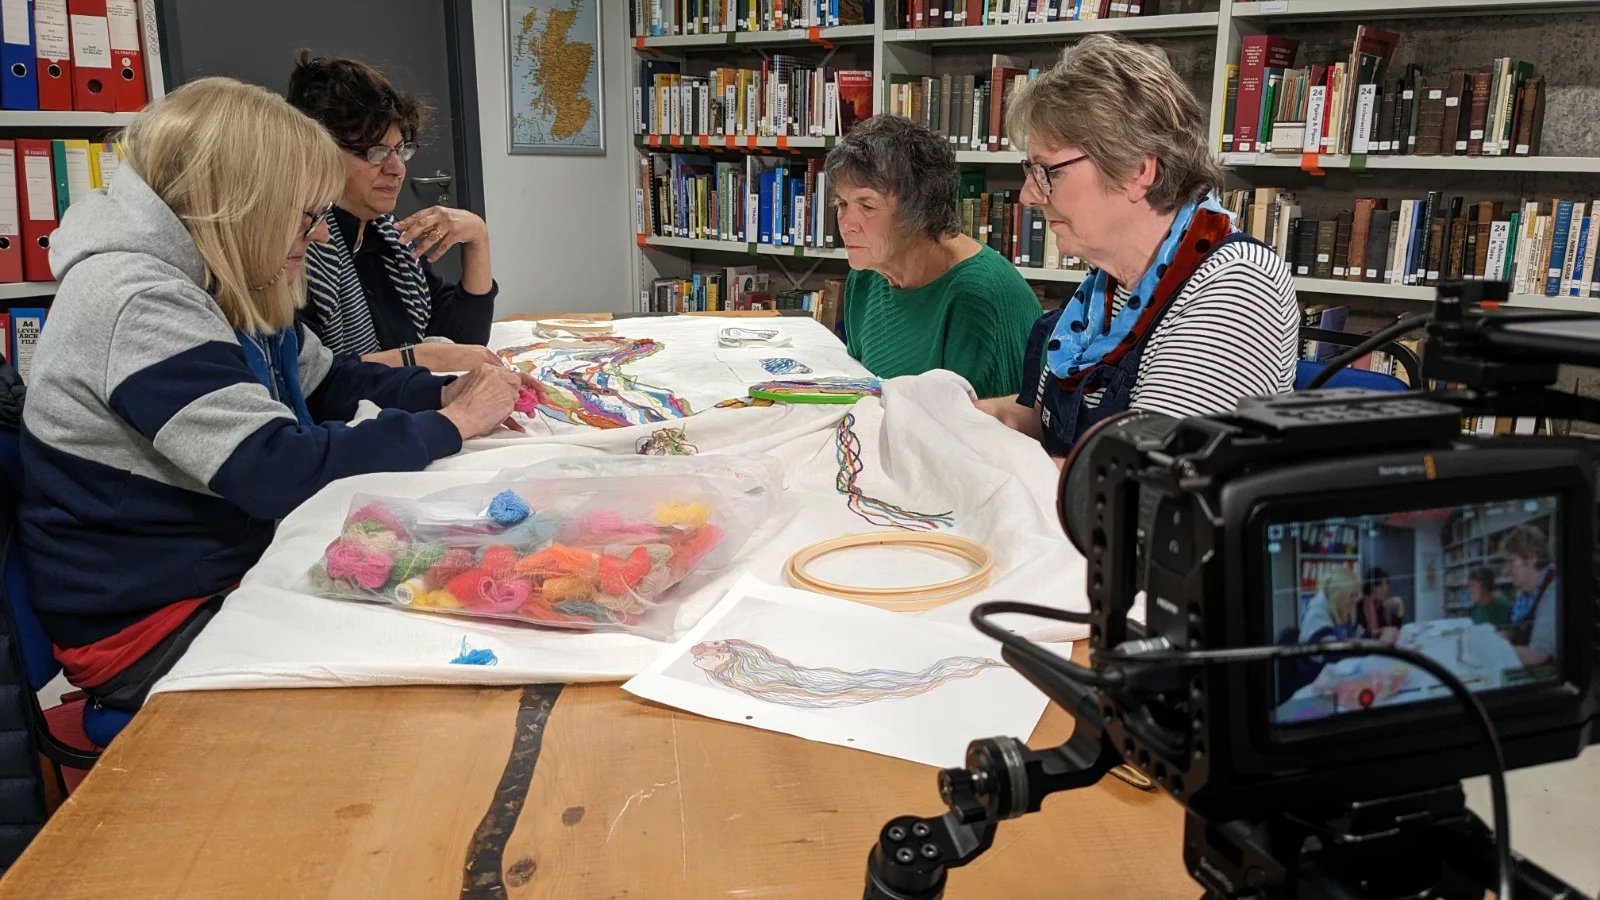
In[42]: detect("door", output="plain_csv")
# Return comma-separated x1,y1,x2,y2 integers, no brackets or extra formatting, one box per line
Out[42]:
156,0,484,282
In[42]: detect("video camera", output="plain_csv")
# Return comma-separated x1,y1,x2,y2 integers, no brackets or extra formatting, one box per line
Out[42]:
864,280,1600,899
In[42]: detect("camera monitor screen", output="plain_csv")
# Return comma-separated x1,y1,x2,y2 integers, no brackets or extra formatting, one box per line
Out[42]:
1267,495,1562,727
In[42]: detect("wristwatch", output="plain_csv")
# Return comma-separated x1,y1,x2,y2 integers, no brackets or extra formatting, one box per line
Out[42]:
400,343,417,367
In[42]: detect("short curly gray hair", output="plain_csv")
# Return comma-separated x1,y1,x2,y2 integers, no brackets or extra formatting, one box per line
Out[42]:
1006,35,1222,213
824,116,961,242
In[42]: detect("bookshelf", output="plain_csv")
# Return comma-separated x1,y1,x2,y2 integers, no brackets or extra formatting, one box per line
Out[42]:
632,0,1600,315
0,0,166,304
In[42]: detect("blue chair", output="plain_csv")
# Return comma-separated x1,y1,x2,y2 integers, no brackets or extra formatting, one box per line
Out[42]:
0,424,128,768
1295,326,1421,393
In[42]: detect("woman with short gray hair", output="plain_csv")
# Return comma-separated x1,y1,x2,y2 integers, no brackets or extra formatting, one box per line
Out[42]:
978,35,1299,461
827,116,1041,398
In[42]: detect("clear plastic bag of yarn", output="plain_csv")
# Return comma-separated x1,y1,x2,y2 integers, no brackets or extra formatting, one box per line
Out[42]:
306,456,782,639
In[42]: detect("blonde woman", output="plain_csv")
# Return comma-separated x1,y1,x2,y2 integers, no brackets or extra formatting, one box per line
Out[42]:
1299,566,1364,645
18,77,525,712
978,36,1298,459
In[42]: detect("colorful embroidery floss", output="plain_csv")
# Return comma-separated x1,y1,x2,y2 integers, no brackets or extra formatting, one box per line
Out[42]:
748,377,882,405
835,413,954,532
499,336,692,429
636,426,698,456
760,357,813,376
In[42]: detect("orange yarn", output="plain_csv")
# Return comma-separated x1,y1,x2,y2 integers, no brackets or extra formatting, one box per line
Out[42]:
598,546,652,596
515,544,599,577
667,524,724,572
542,575,594,602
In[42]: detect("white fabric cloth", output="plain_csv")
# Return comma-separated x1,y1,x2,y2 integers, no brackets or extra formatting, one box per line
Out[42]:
152,370,1087,695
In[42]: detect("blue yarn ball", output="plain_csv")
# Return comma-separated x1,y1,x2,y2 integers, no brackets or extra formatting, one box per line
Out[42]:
486,490,531,526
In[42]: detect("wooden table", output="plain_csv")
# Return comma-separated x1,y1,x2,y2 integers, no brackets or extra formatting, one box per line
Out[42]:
0,676,1193,899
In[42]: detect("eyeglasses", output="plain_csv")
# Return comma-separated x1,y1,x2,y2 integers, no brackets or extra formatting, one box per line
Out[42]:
1020,154,1090,200
301,201,335,239
348,140,419,166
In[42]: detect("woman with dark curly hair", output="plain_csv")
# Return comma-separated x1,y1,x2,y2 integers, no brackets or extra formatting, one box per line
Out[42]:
825,116,1041,399
287,50,501,372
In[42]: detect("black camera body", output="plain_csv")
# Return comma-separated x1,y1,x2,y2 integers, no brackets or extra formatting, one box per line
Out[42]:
865,283,1600,900
1066,391,1599,824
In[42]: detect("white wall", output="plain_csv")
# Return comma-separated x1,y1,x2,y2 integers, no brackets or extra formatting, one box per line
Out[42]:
471,0,635,314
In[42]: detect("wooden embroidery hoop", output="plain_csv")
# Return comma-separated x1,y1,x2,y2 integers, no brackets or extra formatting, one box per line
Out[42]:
784,533,993,611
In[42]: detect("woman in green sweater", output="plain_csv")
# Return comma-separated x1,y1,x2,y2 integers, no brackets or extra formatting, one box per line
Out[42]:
826,116,1041,398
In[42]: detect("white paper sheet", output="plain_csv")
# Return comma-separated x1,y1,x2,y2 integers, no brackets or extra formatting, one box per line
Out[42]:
623,575,1051,768
153,372,1089,695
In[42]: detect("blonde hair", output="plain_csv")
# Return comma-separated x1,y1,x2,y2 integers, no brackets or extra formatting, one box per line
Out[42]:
1005,35,1222,213
1319,566,1361,623
119,76,345,334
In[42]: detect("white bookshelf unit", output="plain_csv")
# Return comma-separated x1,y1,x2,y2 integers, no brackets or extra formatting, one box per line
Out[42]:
0,0,166,304
632,0,1600,314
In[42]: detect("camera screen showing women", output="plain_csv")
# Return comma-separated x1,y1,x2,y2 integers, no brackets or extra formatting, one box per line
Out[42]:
1268,498,1563,726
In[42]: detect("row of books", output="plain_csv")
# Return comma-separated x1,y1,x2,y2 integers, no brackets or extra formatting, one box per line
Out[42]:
1225,28,1546,158
0,0,148,112
631,0,869,36
644,269,843,325
636,153,840,249
0,138,124,283
891,0,1159,28
635,60,874,138
1230,187,1600,299
0,308,47,382
958,188,1084,272
887,54,1034,154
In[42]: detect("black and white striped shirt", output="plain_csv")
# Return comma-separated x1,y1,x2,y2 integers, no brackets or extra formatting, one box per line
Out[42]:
1084,239,1299,416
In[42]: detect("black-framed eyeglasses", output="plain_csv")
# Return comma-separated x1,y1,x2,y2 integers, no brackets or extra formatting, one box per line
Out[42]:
1021,154,1090,199
301,201,335,239
348,140,419,166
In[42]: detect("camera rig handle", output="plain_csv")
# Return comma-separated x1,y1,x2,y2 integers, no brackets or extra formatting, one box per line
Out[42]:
863,648,1122,900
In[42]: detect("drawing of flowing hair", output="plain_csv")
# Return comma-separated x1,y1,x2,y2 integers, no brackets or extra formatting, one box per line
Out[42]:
691,639,1002,709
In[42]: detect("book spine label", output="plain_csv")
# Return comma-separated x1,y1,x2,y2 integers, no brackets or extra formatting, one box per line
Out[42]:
1351,84,1378,155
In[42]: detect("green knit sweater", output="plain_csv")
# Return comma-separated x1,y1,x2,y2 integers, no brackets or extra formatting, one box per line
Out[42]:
844,244,1041,398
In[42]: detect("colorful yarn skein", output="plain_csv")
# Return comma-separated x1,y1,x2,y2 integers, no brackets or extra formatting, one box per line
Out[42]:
316,494,727,632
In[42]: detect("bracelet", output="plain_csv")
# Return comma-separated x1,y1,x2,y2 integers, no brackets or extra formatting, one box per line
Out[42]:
784,532,993,611
400,343,417,367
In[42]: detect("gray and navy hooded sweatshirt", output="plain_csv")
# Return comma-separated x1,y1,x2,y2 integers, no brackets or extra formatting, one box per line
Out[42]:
18,167,464,689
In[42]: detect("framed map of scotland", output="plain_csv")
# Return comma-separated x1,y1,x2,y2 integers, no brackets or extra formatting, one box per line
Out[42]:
505,0,605,155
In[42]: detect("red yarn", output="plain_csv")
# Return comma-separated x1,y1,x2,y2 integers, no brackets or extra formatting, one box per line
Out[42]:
598,546,652,596
444,568,488,605
422,548,475,589
481,545,518,579
514,387,539,414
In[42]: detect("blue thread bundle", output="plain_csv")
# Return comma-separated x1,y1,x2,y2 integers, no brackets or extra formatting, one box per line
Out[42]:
449,636,499,666
487,490,531,526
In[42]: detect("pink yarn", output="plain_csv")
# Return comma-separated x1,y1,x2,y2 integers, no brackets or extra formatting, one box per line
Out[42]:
325,539,395,591
347,501,407,536
514,387,539,414
473,576,533,613
560,510,659,543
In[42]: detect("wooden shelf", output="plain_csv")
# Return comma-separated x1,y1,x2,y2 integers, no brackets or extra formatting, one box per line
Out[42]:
1293,277,1600,313
0,282,57,301
0,111,137,129
643,235,847,260
955,150,1025,164
636,24,874,48
883,11,1219,43
1231,0,1600,21
1221,152,1600,174
1017,267,1088,283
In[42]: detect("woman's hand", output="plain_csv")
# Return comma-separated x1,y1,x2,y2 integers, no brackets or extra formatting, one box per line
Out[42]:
414,342,502,373
975,394,1044,441
396,206,488,264
439,363,528,439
